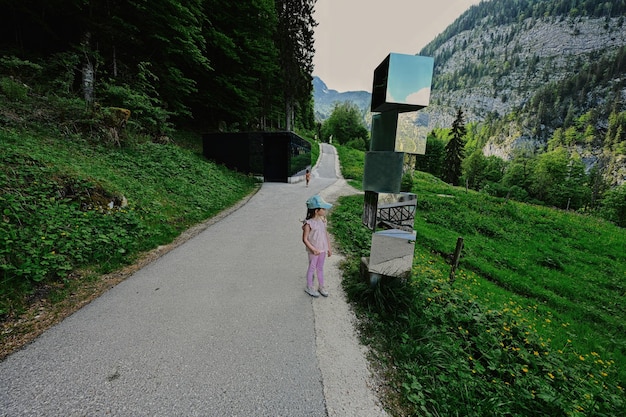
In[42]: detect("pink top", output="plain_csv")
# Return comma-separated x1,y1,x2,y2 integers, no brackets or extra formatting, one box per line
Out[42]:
304,218,329,253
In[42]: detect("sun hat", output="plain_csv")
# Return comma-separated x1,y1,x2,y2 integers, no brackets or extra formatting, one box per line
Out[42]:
306,195,333,210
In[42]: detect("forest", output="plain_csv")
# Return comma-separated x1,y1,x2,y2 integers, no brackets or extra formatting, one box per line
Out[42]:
410,112,626,226
0,0,317,136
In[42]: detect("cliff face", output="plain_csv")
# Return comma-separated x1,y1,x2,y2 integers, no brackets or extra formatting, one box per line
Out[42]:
419,11,626,185
427,16,626,127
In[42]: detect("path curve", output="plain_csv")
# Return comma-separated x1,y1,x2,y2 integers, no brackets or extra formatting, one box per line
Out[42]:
0,142,387,417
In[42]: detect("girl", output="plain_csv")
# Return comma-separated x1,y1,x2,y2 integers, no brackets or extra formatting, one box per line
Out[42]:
302,195,333,297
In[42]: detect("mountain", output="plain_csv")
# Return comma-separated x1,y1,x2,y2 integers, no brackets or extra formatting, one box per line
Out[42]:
313,0,626,185
312,76,371,121
417,0,626,185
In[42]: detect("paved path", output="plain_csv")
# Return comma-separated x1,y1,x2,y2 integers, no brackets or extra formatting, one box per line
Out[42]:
0,144,386,416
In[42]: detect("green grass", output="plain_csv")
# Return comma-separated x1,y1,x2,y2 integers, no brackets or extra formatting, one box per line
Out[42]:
0,127,258,317
335,144,364,188
410,171,625,360
308,137,320,167
329,151,625,416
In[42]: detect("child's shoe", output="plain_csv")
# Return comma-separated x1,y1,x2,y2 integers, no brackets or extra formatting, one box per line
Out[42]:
305,286,320,297
318,287,329,297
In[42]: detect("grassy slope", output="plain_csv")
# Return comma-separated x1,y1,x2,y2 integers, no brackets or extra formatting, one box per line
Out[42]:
411,171,626,356
0,128,258,321
329,144,625,416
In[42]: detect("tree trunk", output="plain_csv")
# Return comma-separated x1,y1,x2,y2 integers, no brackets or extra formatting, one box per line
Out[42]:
113,46,117,78
82,32,94,105
82,60,94,104
285,100,293,131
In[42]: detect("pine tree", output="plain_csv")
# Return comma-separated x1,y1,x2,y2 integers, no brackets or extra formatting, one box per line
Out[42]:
444,108,467,185
275,0,317,131
198,0,280,129
321,102,368,146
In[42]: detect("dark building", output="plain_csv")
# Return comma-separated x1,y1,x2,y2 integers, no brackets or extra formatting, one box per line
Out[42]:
202,131,311,183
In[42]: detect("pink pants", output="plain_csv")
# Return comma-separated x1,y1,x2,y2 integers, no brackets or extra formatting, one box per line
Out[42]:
306,252,326,288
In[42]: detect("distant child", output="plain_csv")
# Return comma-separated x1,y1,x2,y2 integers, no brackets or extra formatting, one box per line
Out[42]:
302,195,332,297
305,169,311,187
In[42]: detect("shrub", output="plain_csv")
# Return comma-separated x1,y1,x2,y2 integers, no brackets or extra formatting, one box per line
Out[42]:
0,77,28,101
0,56,43,82
98,81,172,137
401,173,414,192
599,183,626,227
345,137,367,151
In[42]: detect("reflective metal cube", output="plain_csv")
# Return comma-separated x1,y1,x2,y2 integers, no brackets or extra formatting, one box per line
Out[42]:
371,53,434,113
362,151,404,193
369,229,416,278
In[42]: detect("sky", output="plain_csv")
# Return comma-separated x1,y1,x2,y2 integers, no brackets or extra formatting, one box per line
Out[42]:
313,0,482,93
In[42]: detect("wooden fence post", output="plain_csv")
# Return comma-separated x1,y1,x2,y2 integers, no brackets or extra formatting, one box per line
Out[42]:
449,237,464,283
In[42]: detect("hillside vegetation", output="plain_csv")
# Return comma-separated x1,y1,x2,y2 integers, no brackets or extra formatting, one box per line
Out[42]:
330,143,625,416
418,0,626,186
0,94,262,353
0,0,321,351
0,1,317,133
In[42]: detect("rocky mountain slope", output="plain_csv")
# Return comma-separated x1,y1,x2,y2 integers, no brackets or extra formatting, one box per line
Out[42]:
312,76,371,121
423,16,626,128
419,0,626,185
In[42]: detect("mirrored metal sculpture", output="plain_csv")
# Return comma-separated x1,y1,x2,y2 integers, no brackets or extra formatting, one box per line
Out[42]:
376,193,417,232
371,53,434,113
361,52,434,283
369,229,416,278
